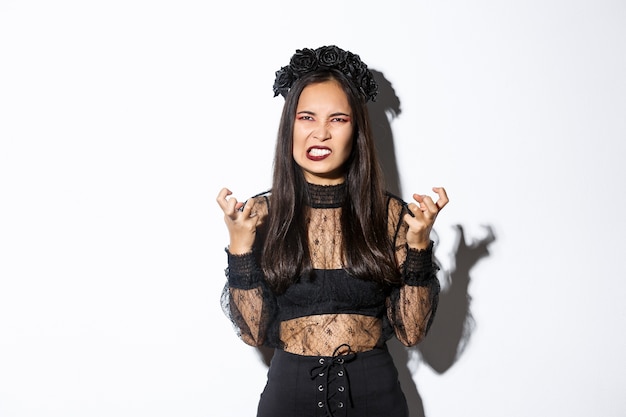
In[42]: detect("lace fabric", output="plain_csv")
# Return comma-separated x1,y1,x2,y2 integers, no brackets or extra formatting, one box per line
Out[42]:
221,183,440,356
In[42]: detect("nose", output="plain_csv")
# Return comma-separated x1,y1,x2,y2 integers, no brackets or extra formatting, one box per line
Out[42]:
312,122,331,141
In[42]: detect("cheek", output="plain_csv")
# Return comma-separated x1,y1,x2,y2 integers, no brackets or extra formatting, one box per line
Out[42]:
341,135,355,155
292,125,307,146
292,134,305,155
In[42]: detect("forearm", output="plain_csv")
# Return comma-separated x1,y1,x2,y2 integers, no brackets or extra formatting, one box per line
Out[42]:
388,242,441,346
225,250,271,346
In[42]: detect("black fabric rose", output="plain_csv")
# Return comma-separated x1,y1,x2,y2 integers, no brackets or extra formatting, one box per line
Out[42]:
344,52,363,77
289,48,318,77
360,73,378,102
316,45,346,69
273,66,294,98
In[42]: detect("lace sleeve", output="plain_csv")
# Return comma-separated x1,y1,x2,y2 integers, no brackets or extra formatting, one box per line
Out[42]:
219,194,278,347
220,250,277,347
385,196,441,347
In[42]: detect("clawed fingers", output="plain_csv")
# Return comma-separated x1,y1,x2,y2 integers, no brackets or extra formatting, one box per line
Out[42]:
412,187,449,214
432,187,449,210
216,188,247,219
406,187,449,231
240,197,257,217
216,187,259,222
404,187,448,249
411,194,438,218
216,188,237,216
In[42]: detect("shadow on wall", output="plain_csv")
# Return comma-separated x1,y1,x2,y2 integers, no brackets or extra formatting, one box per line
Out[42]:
368,69,403,198
255,69,497,417
370,69,497,417
387,224,496,417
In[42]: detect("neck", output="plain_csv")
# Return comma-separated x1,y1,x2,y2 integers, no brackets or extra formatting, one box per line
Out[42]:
306,182,346,208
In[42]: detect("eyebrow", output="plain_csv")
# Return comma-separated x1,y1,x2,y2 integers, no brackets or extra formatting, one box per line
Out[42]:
296,110,352,117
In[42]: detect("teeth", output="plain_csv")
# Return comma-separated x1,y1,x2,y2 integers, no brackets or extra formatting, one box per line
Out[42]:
309,148,331,156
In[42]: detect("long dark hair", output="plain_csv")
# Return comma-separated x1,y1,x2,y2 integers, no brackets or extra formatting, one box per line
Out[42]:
261,70,400,294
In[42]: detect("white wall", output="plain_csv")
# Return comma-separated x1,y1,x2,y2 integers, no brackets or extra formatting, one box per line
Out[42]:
1,1,625,416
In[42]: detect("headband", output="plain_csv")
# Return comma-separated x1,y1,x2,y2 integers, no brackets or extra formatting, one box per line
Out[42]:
272,45,378,102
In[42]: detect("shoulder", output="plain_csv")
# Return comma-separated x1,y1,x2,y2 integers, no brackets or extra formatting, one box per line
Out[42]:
384,191,411,233
384,191,408,213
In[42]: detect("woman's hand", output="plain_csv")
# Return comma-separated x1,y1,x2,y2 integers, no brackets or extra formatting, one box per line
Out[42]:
404,187,449,250
216,188,264,255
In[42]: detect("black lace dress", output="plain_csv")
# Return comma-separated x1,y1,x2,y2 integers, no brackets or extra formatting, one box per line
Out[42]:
221,183,440,417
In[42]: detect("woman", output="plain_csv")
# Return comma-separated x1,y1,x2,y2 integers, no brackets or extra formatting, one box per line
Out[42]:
217,45,448,417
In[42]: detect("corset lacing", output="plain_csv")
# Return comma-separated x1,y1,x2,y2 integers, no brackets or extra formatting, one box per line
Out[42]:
309,344,356,417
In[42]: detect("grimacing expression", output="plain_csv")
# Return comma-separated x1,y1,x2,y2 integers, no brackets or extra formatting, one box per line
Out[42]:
292,79,354,185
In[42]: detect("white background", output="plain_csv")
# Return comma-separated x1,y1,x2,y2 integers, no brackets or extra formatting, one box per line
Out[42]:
1,1,625,416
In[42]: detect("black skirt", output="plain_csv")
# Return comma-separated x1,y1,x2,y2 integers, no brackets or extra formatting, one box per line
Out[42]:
256,345,409,417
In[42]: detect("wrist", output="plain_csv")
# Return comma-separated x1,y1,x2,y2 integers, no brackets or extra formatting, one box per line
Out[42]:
406,235,431,250
406,229,432,250
407,241,430,250
227,244,253,255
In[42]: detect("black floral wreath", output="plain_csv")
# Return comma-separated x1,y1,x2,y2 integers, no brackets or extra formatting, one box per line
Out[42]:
272,45,378,102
